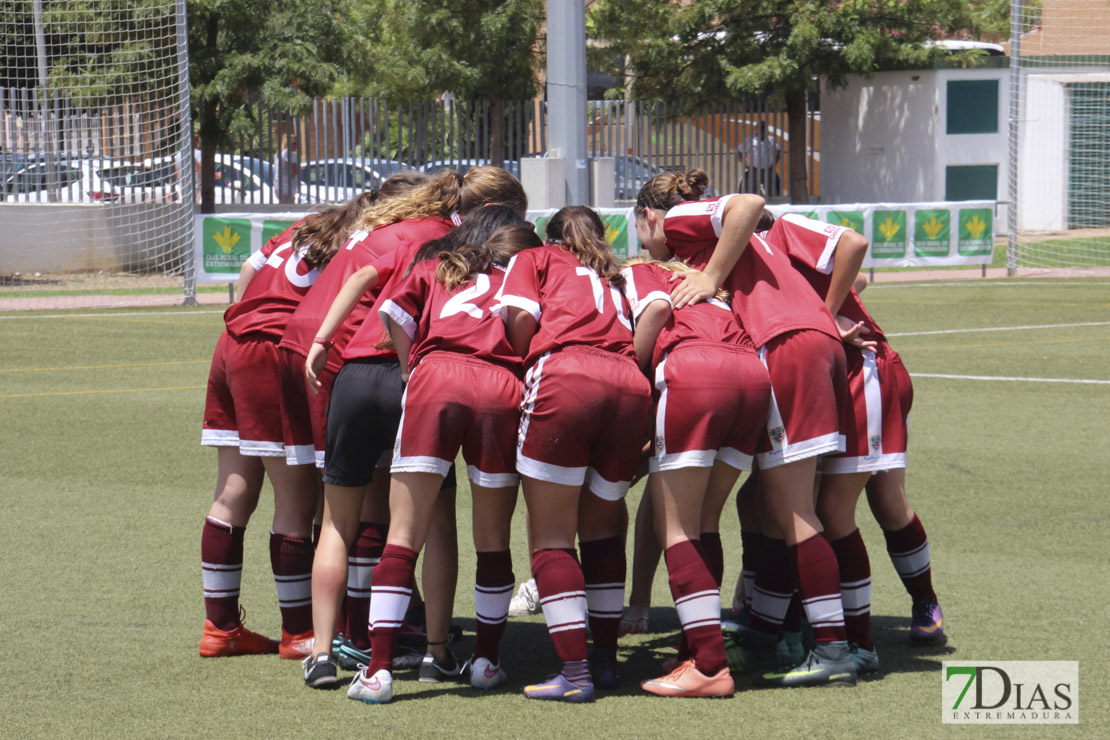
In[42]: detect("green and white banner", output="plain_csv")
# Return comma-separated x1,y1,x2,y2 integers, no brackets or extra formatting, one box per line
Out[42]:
767,201,996,267
194,208,638,284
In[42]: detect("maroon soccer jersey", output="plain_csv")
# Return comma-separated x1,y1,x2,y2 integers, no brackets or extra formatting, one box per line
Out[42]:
224,221,321,341
622,261,749,369
282,217,452,369
662,196,838,347
762,214,887,342
378,259,521,371
497,243,635,366
342,218,454,362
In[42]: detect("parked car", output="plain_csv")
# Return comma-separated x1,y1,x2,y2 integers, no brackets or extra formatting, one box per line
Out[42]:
2,158,124,204
193,151,275,205
298,158,414,204
419,158,520,179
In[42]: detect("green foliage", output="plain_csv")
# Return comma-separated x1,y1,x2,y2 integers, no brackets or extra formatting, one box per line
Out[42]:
589,0,1006,107
341,0,543,101
189,0,345,148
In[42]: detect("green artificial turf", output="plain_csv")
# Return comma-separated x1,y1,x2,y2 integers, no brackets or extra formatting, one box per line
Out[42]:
1,280,1107,737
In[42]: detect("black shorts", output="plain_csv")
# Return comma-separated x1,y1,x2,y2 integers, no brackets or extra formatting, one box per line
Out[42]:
323,358,456,490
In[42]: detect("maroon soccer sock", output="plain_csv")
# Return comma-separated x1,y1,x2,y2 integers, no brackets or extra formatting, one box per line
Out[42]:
270,532,314,635
201,516,244,631
532,548,588,663
579,536,625,653
740,531,763,608
347,521,385,649
698,532,725,588
829,529,872,649
883,514,938,604
783,591,802,633
367,544,417,675
791,534,847,643
665,541,727,675
473,550,514,664
749,538,793,637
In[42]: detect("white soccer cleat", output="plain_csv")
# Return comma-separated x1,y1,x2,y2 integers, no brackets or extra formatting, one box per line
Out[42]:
507,578,541,617
468,656,508,689
347,667,393,704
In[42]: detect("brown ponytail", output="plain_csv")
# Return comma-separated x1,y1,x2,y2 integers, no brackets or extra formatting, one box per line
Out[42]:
458,166,528,215
546,205,625,289
295,191,378,270
352,170,459,233
435,224,542,291
634,168,710,214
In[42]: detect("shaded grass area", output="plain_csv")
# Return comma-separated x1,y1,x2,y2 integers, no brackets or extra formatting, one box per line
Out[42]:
1,282,1108,737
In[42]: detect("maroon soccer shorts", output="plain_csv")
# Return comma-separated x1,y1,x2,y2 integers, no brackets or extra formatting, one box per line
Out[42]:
517,346,652,500
202,332,285,456
821,344,911,474
755,329,849,468
392,352,522,487
650,341,771,473
278,346,334,468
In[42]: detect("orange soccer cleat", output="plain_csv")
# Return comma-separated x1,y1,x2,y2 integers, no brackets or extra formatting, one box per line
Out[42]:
641,659,735,698
279,628,315,660
199,610,280,657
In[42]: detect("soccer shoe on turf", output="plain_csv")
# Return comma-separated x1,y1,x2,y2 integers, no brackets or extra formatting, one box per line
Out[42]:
198,615,279,658
348,667,393,704
641,659,735,698
508,578,541,617
589,648,620,690
756,641,857,688
523,673,595,703
466,656,508,689
724,628,781,673
332,635,372,671
303,653,340,689
850,643,881,675
910,601,945,643
279,628,314,660
418,650,465,683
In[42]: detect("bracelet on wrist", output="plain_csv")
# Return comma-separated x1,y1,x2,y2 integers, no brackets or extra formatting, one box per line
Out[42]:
313,337,335,350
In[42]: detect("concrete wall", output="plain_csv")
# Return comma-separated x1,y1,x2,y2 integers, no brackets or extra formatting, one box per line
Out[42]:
0,203,190,273
821,68,1010,230
1019,75,1069,230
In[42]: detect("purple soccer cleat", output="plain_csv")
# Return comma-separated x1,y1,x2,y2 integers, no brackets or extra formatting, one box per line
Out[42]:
523,673,595,703
910,601,944,643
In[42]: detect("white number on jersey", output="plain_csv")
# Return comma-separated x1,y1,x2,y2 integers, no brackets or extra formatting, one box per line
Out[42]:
265,243,320,289
439,273,492,320
575,266,632,330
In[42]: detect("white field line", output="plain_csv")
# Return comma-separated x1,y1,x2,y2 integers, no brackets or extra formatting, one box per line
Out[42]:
867,280,1110,289
888,321,1110,337
913,372,1110,385
0,309,224,320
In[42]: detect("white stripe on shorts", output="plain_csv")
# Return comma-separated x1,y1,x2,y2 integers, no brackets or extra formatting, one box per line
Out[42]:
201,429,240,447
467,465,519,488
586,467,631,501
237,439,286,457
517,353,549,452
517,453,587,487
653,355,670,460
391,455,452,476
715,446,754,472
284,443,315,466
862,349,883,460
650,449,717,472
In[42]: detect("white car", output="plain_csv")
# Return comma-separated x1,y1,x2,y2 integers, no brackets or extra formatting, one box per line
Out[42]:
193,151,275,205
2,158,124,204
419,158,520,178
298,158,414,204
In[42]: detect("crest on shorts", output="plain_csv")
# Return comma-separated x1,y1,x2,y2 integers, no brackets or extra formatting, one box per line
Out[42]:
869,435,881,452
393,439,402,458
655,435,665,452
769,427,786,444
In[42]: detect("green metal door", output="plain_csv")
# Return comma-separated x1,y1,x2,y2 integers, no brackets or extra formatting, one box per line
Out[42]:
1069,83,1110,229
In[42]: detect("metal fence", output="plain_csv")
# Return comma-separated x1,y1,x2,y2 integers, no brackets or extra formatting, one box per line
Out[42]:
2,91,820,207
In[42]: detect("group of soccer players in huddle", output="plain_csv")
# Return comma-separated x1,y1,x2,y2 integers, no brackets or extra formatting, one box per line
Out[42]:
198,164,944,704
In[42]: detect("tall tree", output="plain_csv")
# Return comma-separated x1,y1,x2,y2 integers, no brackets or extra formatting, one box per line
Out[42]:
590,0,1005,203
342,0,543,167
188,0,343,211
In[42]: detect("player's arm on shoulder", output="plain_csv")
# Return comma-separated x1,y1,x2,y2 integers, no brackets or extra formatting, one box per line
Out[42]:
632,299,670,373
670,193,764,309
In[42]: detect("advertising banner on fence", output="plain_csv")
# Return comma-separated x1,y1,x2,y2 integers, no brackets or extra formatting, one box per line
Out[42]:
767,201,996,267
194,208,639,285
194,201,992,283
